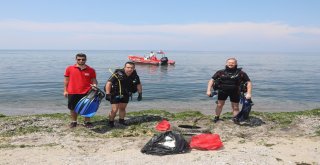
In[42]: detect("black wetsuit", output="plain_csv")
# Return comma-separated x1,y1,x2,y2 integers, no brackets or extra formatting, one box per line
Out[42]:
212,67,250,103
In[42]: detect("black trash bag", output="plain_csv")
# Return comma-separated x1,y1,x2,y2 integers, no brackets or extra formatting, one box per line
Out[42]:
141,131,190,155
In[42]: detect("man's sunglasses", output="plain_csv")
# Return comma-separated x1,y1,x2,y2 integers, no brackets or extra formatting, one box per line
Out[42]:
77,58,86,61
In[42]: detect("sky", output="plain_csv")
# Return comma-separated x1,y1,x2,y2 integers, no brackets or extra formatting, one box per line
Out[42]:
0,0,320,52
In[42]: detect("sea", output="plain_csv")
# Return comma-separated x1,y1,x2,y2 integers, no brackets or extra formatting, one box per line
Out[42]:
0,50,319,116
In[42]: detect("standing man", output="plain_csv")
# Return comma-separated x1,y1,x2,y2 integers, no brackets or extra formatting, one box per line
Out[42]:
206,58,252,124
64,53,98,128
105,62,142,127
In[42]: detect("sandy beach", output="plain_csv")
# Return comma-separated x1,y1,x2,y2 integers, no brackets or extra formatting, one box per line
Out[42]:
0,110,319,165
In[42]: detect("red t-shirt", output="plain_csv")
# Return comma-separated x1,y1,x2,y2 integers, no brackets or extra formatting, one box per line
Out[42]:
64,64,96,94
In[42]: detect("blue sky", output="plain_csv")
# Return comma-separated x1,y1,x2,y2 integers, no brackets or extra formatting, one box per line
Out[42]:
1,0,320,51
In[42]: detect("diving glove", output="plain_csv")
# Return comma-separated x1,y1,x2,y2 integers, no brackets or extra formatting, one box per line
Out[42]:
137,93,142,101
105,94,111,101
209,91,218,97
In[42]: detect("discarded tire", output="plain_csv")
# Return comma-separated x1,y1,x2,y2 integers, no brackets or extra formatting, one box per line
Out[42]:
171,124,211,136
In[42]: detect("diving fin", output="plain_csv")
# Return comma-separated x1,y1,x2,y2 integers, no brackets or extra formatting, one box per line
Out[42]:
74,89,97,115
74,86,105,117
235,99,254,122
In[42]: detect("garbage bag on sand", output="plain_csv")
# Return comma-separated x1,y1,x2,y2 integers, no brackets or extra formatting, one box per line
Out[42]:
141,131,189,155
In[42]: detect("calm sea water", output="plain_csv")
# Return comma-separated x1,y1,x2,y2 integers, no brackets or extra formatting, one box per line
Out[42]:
0,50,319,116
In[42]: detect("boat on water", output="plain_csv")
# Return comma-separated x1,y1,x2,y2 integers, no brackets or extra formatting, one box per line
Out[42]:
128,50,175,65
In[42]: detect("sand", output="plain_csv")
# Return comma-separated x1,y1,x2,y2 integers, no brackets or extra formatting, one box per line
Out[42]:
0,114,319,165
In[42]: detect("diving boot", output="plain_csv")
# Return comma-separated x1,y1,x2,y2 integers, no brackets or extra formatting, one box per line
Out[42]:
119,119,128,126
108,121,115,128
212,116,220,123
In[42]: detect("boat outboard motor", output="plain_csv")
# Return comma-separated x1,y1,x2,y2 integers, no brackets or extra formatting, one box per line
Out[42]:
160,56,168,65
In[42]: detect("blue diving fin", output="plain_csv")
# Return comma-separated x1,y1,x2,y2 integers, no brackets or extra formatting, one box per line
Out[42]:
75,86,105,117
81,96,100,117
74,89,97,115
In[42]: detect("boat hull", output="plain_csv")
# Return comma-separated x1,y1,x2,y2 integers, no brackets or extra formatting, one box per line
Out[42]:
128,55,175,65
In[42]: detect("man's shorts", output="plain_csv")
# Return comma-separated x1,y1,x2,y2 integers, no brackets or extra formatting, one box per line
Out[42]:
68,94,87,110
217,90,240,103
110,94,129,104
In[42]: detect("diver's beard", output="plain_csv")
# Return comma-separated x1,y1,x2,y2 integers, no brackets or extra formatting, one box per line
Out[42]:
225,65,237,72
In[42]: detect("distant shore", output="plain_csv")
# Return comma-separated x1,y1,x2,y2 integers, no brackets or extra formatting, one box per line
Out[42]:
0,109,319,164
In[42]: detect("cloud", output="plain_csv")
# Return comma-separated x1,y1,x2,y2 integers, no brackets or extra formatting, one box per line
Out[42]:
0,20,319,51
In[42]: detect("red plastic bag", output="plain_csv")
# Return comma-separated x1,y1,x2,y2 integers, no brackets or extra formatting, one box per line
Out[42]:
189,133,223,150
155,120,171,131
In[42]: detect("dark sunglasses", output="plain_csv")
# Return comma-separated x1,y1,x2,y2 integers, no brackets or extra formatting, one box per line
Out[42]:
77,58,86,61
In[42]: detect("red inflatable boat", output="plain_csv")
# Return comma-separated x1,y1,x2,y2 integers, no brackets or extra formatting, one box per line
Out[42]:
128,51,175,65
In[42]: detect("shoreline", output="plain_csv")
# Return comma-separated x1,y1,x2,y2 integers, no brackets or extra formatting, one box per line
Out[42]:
1,109,319,164
1,100,319,116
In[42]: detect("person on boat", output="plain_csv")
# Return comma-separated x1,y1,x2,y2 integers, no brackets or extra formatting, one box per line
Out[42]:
206,58,252,124
105,62,143,127
148,51,157,60
64,53,98,128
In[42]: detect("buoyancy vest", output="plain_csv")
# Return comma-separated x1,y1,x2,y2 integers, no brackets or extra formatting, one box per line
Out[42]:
214,68,243,91
127,70,140,94
110,69,140,96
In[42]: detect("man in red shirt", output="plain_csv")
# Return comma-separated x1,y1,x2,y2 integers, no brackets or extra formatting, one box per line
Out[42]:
64,53,98,128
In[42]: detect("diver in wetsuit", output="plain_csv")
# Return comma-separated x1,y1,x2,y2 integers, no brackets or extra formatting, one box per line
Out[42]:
206,58,252,123
105,62,142,127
